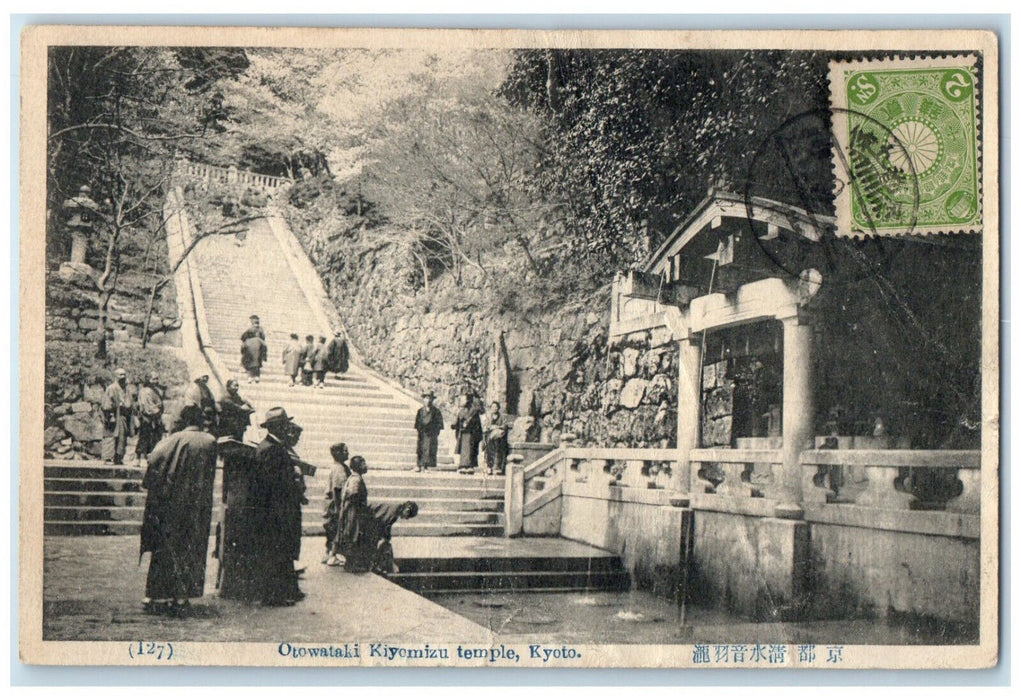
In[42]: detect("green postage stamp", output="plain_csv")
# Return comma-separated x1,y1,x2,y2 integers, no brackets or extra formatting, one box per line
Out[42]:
829,55,982,237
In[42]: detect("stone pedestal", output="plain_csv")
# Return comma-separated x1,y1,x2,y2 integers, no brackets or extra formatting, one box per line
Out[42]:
690,510,809,621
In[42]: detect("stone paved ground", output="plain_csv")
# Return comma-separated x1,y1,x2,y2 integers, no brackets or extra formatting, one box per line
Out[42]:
42,536,490,643
41,536,973,646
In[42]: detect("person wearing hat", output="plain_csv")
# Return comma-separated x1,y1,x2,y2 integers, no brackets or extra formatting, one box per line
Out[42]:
248,407,306,605
133,371,164,468
414,390,444,472
139,403,217,615
102,368,134,465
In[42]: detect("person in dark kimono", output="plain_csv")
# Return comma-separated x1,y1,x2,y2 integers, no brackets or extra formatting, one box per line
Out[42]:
139,404,217,615
282,333,303,387
483,401,510,476
323,442,350,566
133,372,164,468
414,391,443,472
241,332,268,384
365,501,418,576
453,392,483,473
337,456,372,572
102,368,133,465
325,330,350,377
241,315,265,342
181,374,218,433
311,335,328,388
299,334,315,387
212,380,255,593
252,407,306,605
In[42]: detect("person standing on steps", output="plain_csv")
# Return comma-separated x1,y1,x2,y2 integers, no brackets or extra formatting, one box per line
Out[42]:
483,401,510,476
325,329,350,380
217,378,255,441
282,333,303,387
453,392,483,474
181,374,218,433
241,328,268,384
102,368,133,465
139,404,217,616
311,335,328,388
414,390,444,472
323,442,350,566
241,314,265,342
300,334,315,387
133,372,164,468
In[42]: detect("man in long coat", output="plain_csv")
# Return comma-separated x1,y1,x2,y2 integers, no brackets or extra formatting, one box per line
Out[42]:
241,332,268,384
102,368,133,465
282,333,304,387
252,407,306,605
311,335,328,388
134,372,164,467
139,404,217,614
414,391,443,472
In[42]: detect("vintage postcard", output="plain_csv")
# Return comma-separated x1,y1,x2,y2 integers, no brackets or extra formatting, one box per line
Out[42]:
18,26,999,669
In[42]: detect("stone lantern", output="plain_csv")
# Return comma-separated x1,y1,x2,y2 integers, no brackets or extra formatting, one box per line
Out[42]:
61,184,100,267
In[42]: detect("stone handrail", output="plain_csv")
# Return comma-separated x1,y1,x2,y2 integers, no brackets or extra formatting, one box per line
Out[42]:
165,189,231,392
801,449,981,514
176,160,293,191
689,447,783,499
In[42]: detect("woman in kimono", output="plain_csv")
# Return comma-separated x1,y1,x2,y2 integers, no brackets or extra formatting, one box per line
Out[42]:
453,392,483,472
365,501,418,575
337,456,372,572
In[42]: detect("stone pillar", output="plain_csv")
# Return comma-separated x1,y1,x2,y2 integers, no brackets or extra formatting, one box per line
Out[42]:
673,336,701,492
777,314,813,518
504,454,525,537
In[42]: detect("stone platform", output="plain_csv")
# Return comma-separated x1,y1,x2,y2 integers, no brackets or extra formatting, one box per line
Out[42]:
43,535,491,643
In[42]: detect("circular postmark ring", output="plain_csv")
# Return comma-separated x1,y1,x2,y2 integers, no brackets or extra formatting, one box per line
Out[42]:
741,106,921,285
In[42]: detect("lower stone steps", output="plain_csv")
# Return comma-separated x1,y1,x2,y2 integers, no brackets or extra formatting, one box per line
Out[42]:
386,537,631,594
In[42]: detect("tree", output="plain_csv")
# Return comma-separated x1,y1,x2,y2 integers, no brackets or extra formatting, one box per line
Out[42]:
501,49,830,272
47,46,247,357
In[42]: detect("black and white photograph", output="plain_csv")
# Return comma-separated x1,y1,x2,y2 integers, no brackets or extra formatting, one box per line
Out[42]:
18,26,999,668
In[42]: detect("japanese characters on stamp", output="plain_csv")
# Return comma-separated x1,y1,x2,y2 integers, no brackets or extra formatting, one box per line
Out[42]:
829,55,982,237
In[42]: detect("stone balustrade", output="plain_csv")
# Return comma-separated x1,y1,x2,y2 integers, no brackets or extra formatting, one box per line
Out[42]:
175,160,293,191
689,447,783,500
801,449,981,514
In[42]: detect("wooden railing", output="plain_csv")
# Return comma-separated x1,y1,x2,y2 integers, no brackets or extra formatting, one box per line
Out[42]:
176,160,293,191
801,449,981,514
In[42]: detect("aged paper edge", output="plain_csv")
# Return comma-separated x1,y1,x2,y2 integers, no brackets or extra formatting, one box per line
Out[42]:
18,25,1001,670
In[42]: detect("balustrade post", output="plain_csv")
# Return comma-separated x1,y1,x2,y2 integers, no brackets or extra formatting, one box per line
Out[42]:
505,454,525,537
777,313,813,518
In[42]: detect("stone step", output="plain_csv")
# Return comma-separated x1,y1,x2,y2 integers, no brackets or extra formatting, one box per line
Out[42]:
355,486,504,500
43,464,147,480
44,491,149,508
395,555,623,575
390,522,505,537
390,570,631,594
45,478,145,493
45,506,145,522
